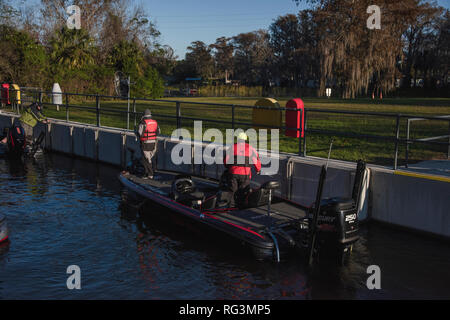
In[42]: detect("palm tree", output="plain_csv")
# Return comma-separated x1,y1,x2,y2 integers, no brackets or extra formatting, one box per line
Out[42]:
49,27,95,70
108,40,144,77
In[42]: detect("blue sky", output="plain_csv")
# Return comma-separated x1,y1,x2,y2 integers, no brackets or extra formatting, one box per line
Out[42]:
144,0,305,58
144,0,450,59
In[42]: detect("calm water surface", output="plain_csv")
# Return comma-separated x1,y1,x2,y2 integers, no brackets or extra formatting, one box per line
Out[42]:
0,153,449,299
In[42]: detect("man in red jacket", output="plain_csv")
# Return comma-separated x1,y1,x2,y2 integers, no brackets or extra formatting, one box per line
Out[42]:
222,132,261,205
136,109,160,179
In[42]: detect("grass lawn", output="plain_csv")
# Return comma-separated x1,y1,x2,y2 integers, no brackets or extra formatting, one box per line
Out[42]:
9,96,450,167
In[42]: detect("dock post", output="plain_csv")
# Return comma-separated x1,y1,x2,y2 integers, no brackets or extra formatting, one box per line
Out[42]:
232,104,235,129
65,93,69,122
302,110,307,157
133,98,137,129
394,115,400,170
96,94,100,127
176,102,181,129
405,119,410,168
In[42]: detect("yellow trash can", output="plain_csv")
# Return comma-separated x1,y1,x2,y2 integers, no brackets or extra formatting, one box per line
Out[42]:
11,84,20,105
252,98,282,130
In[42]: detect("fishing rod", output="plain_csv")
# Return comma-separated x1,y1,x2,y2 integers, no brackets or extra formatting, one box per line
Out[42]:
308,139,333,266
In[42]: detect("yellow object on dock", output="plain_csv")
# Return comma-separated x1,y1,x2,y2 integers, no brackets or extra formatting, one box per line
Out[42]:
11,84,20,105
252,98,282,130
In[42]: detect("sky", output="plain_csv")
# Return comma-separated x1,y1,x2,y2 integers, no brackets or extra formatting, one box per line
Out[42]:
144,0,306,59
144,0,450,59
22,0,450,58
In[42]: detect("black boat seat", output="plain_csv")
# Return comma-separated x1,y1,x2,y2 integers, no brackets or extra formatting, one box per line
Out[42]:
261,180,280,190
239,180,280,208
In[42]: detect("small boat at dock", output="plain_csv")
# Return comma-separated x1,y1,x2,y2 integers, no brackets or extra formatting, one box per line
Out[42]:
119,160,366,263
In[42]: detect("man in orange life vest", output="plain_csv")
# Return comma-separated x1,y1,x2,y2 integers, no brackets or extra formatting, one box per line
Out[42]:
222,132,261,205
136,109,160,179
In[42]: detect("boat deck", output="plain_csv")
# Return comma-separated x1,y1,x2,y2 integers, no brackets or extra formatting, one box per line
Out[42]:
126,171,307,231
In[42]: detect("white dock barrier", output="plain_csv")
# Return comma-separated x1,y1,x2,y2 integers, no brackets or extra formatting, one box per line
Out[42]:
0,111,448,238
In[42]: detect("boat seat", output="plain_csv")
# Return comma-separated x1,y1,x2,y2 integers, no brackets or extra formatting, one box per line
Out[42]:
239,180,280,208
261,180,280,190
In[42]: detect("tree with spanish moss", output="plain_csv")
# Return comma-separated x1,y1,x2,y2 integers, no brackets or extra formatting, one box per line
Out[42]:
293,0,440,98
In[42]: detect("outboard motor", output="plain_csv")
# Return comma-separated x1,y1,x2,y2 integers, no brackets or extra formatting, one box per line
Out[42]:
0,213,8,243
7,124,26,157
306,160,366,264
312,161,367,259
316,197,359,247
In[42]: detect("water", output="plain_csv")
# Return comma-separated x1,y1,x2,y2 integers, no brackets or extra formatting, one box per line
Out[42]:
0,153,449,300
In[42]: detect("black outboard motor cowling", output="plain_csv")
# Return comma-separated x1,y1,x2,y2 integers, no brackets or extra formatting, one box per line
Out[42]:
317,197,359,245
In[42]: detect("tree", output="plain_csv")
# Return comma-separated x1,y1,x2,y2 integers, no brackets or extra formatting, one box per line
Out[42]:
49,26,95,71
210,37,234,80
108,40,144,79
48,26,99,93
185,41,214,79
140,66,164,98
99,2,161,53
0,25,49,86
108,40,163,97
146,45,178,78
401,5,447,88
269,12,318,87
172,59,197,83
40,0,161,53
270,14,300,86
40,0,116,41
435,10,450,87
292,0,430,98
232,30,273,86
0,0,19,26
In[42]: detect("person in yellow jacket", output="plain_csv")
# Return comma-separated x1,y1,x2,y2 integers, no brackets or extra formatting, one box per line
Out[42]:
19,102,49,140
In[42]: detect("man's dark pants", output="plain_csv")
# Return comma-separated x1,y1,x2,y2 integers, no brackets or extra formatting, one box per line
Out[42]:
218,173,250,207
140,141,157,177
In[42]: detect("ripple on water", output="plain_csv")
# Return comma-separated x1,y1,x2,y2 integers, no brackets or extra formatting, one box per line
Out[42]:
0,154,449,299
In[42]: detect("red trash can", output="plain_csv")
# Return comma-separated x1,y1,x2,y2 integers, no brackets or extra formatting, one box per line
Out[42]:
1,83,10,106
285,98,305,138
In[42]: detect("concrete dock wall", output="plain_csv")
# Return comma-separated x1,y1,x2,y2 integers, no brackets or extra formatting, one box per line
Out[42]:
371,169,450,237
1,111,449,238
